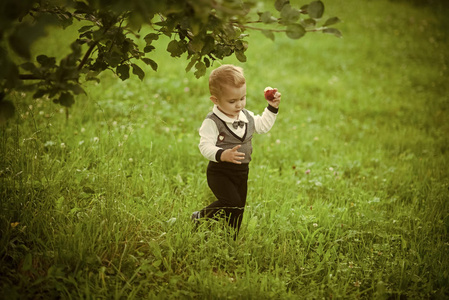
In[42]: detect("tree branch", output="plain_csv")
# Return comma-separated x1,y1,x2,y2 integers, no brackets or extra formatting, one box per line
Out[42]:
240,25,286,33
240,24,326,33
78,41,98,70
18,74,43,80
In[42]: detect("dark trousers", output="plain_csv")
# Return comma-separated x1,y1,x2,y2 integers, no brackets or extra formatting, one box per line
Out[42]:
201,161,249,233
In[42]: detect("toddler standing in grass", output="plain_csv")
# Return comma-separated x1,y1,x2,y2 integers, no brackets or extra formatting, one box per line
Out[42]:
191,64,281,237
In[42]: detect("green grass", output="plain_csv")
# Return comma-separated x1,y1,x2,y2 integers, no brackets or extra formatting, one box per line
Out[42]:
1,0,448,299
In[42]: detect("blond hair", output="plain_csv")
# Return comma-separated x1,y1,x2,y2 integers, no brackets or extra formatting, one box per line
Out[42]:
209,64,246,98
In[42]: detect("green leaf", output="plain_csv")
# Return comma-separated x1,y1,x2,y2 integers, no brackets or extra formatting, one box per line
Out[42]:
78,25,94,33
144,33,159,45
308,1,325,19
301,18,317,28
260,11,277,24
56,12,73,29
207,15,221,31
67,84,86,95
189,37,204,53
235,49,247,62
281,5,301,24
20,62,37,72
300,4,309,13
185,56,199,73
235,40,246,51
323,17,341,27
58,93,75,108
167,40,184,57
86,71,101,83
117,64,130,81
286,24,306,39
222,24,236,39
48,89,59,99
194,61,206,78
132,63,145,80
144,45,156,53
127,10,145,30
37,55,56,68
33,89,47,99
0,99,15,125
142,58,158,71
203,57,210,68
275,0,289,12
104,50,122,68
262,30,275,41
323,28,342,38
214,45,229,59
201,35,215,55
74,1,90,13
92,29,104,42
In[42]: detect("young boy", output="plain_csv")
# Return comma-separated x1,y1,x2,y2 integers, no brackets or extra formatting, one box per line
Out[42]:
192,64,281,236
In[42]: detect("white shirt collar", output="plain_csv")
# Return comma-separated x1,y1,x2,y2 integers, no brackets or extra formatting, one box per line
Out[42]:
212,105,248,123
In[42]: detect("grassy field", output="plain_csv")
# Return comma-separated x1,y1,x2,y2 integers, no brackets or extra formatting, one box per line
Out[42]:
1,0,448,299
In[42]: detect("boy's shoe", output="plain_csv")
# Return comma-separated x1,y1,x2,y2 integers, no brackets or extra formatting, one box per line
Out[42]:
191,211,201,222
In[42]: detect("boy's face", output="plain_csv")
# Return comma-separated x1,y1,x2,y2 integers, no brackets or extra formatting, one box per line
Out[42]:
211,83,247,119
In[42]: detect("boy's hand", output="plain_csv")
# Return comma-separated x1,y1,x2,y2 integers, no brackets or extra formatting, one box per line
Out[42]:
265,87,281,108
221,145,245,164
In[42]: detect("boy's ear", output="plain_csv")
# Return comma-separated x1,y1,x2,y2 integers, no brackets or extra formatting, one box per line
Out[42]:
210,96,219,105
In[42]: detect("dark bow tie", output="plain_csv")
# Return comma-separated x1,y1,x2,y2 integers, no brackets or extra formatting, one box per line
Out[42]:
232,120,245,129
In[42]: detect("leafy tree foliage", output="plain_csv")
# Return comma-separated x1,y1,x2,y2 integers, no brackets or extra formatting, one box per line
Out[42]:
0,0,341,123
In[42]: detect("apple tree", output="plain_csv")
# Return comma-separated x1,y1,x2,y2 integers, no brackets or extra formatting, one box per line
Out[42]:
0,0,341,124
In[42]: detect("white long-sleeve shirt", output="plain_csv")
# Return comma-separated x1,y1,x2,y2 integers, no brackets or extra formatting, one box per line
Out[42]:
198,105,278,162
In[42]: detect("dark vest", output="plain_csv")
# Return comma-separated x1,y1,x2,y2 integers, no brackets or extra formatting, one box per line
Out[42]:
207,110,255,163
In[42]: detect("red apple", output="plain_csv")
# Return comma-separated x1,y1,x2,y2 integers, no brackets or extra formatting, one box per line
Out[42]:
264,87,277,100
